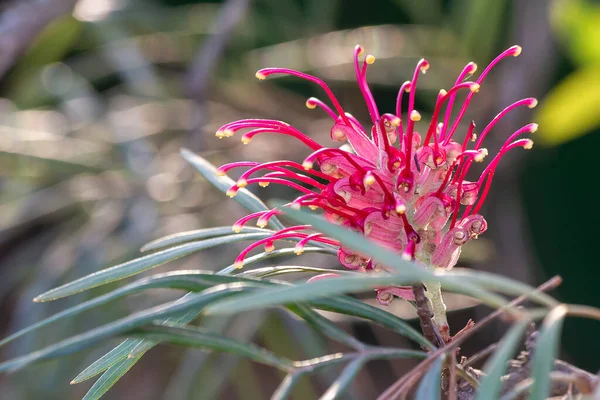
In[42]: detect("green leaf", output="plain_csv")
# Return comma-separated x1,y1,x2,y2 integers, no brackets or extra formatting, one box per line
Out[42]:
81,356,141,400
141,226,274,252
288,304,365,350
3,272,245,347
310,297,433,350
527,305,568,400
536,67,600,146
205,272,507,318
415,356,444,400
320,358,365,400
0,284,259,373
132,324,293,370
272,373,305,400
238,265,350,278
551,0,600,66
34,233,269,302
180,148,285,230
72,340,141,384
475,320,529,400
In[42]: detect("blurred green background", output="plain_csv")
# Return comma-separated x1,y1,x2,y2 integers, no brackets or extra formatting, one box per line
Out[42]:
0,0,598,398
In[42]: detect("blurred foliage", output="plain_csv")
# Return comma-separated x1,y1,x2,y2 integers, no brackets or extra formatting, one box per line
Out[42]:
536,0,600,146
0,0,598,399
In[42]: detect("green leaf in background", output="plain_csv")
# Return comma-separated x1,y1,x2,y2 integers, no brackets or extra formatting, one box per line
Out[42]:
7,16,83,107
551,0,600,66
536,66,600,146
475,320,529,400
527,305,568,400
415,356,444,400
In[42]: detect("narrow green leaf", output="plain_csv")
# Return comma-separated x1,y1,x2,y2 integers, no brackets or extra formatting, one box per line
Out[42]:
180,148,285,230
310,296,433,350
0,284,259,373
72,340,141,384
320,358,365,400
81,356,142,400
132,324,293,370
289,304,365,350
34,233,269,302
205,272,507,318
476,320,529,400
141,226,273,252
272,373,305,400
415,356,444,400
74,301,205,384
527,305,568,400
3,272,244,347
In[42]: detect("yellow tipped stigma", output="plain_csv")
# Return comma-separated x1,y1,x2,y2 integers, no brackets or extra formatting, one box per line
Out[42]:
234,260,244,269
410,110,421,122
305,99,316,109
216,169,226,177
470,83,481,93
475,148,489,162
216,130,225,138
236,178,248,188
232,224,243,233
366,54,376,64
436,123,443,134
302,161,313,170
258,181,270,187
513,45,522,57
308,205,318,210
470,63,478,74
363,174,375,187
524,139,534,149
256,219,268,228
402,253,412,261
294,247,304,255
265,244,275,253
255,71,266,80
290,202,301,210
528,98,538,108
222,129,234,137
396,204,407,214
241,136,251,145
390,116,401,127
439,89,448,97
420,62,429,73
471,133,477,142
226,188,237,198
356,46,364,56
530,123,539,133
403,81,411,92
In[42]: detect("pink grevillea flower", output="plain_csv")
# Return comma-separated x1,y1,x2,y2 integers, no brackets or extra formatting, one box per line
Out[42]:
217,45,536,305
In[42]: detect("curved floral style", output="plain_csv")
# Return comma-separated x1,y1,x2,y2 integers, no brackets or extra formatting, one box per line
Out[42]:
216,45,536,310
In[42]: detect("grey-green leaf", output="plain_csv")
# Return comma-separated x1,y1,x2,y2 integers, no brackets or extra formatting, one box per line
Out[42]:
527,305,568,400
180,148,285,230
34,233,269,302
141,226,274,252
415,356,444,400
319,358,365,400
476,320,529,400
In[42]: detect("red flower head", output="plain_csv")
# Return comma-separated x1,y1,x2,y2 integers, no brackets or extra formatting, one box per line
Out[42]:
217,45,536,304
